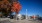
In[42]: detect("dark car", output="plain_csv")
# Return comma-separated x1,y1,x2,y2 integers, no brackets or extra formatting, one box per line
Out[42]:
38,17,42,21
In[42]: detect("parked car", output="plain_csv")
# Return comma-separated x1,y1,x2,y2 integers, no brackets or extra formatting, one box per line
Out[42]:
38,17,42,21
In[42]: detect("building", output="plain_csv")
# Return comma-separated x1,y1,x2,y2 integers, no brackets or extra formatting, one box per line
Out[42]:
17,14,22,20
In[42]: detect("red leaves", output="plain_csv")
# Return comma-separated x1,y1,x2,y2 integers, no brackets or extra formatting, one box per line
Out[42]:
11,2,22,13
0,0,22,14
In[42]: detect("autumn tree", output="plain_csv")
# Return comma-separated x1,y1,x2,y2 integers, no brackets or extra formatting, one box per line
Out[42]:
11,2,22,14
0,0,11,17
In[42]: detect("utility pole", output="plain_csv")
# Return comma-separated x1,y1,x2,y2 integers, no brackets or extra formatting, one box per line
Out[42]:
26,9,28,19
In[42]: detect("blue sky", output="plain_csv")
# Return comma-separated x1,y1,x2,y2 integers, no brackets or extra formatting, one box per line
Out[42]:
18,0,42,16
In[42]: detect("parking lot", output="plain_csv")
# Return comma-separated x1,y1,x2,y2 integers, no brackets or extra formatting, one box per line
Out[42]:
0,18,42,23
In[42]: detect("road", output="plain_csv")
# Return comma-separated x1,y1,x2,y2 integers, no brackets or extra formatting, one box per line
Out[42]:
0,18,42,23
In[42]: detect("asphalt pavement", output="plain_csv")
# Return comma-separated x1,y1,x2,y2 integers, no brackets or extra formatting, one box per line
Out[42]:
0,18,42,23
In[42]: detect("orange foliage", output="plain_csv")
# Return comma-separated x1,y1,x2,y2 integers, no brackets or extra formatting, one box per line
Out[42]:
11,2,22,14
0,0,22,14
0,0,11,13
